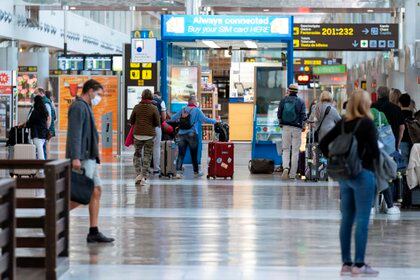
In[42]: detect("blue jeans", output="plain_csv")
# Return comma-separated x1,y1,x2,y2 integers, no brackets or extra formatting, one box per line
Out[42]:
339,169,376,264
400,142,410,169
176,132,199,173
43,141,47,159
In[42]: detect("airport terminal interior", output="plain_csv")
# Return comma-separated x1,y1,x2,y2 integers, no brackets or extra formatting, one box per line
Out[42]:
0,0,419,279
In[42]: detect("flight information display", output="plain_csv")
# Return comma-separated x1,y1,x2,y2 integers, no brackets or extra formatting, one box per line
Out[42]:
58,56,84,71
85,56,112,71
293,24,399,51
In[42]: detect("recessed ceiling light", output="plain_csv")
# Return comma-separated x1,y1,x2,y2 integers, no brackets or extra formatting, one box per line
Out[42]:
129,6,136,11
162,8,168,11
70,6,76,10
367,9,374,12
244,40,258,49
202,40,220,49
263,9,270,12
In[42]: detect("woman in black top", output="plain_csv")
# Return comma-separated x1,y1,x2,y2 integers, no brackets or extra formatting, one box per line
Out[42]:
319,90,379,277
26,95,50,161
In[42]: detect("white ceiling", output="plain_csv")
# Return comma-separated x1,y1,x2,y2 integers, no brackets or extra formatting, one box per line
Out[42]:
15,0,403,8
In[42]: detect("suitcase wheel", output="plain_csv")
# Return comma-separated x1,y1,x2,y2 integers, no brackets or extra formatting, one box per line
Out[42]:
168,174,173,179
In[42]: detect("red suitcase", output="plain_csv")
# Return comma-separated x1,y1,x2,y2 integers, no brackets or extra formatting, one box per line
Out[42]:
207,142,234,179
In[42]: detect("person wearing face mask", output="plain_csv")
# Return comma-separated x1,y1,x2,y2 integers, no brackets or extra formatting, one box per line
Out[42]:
66,79,114,243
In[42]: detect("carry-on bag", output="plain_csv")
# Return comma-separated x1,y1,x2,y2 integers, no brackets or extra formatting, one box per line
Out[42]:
71,169,94,205
6,126,30,146
248,158,274,174
208,142,234,179
10,128,37,177
160,140,178,178
214,122,229,142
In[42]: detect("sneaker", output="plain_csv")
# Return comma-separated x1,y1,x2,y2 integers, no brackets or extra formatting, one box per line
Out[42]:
135,175,142,184
194,171,204,178
175,173,183,179
140,178,150,186
351,264,379,277
153,170,160,175
281,169,289,180
340,265,352,276
87,232,115,243
386,206,401,215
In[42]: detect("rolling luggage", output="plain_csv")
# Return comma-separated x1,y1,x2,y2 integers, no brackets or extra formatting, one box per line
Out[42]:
6,126,30,146
208,142,234,179
160,140,178,178
10,128,37,177
248,159,274,174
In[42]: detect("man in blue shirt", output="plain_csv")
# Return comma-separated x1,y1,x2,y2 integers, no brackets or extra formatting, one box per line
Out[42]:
171,95,217,178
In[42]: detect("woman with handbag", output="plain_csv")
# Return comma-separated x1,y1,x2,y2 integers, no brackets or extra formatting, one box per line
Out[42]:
25,95,51,163
314,91,341,143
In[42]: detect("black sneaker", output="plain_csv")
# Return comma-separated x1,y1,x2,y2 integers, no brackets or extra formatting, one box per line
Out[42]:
87,232,115,243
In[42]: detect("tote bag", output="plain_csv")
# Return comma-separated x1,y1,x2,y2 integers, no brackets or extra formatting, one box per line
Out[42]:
378,113,396,155
125,126,135,147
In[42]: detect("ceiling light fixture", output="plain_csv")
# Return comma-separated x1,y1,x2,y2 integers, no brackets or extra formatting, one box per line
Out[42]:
202,40,220,49
367,9,374,12
263,9,270,12
162,8,168,11
129,6,136,11
70,6,76,10
244,40,258,49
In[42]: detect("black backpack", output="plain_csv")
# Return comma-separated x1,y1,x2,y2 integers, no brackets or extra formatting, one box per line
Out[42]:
179,107,195,130
327,119,363,180
215,122,229,142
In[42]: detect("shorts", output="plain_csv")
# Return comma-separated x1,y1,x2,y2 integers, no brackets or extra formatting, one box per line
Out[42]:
81,159,102,187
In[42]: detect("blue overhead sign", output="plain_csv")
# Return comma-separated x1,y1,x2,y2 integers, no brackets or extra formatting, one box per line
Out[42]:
161,15,293,40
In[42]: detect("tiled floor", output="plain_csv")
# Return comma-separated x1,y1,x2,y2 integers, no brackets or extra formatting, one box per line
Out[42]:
3,138,420,280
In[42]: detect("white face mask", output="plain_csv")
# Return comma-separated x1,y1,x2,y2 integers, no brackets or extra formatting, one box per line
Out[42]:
91,95,102,106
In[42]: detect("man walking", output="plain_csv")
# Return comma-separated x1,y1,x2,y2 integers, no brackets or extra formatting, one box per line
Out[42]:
152,91,167,175
66,79,114,243
278,84,307,180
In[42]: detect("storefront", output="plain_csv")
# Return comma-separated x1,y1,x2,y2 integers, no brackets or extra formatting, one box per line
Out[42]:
160,14,294,164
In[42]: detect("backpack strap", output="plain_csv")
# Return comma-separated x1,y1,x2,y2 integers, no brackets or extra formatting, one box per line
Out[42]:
342,118,363,134
316,106,331,133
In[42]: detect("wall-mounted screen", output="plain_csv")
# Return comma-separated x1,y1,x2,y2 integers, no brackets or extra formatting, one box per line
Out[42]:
112,56,123,72
58,56,84,71
85,56,112,71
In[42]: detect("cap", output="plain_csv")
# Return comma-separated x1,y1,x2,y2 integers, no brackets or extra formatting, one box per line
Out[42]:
288,84,299,94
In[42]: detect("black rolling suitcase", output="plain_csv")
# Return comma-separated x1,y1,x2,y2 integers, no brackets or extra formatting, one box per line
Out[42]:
249,159,274,174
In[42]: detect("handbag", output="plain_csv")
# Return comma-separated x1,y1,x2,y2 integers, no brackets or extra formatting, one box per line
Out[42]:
125,126,135,147
377,112,396,155
314,106,331,143
71,168,94,205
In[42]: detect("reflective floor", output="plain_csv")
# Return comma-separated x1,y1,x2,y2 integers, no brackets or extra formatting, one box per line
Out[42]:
2,136,420,279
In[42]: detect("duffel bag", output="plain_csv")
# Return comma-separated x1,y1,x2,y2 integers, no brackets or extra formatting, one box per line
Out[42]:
248,159,275,174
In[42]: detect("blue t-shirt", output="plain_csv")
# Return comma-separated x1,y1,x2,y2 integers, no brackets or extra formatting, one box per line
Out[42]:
171,106,217,135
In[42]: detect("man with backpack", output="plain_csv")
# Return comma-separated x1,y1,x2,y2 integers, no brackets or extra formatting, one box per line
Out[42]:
170,95,217,179
277,84,307,180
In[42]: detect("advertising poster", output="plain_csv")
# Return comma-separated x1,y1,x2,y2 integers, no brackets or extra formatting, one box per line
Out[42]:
58,75,119,132
17,68,38,104
170,66,199,101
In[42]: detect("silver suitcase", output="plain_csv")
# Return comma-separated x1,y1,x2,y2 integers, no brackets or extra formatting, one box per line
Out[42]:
11,144,37,177
10,128,37,177
160,141,178,178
